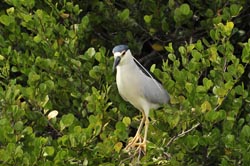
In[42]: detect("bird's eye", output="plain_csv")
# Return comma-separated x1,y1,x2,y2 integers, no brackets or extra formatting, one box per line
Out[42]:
121,51,126,56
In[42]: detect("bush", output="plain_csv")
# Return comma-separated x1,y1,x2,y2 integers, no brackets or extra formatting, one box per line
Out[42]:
0,0,250,165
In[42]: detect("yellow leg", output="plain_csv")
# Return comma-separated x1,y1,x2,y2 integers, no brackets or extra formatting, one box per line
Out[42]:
134,116,149,153
125,112,145,150
144,117,149,142
135,113,145,136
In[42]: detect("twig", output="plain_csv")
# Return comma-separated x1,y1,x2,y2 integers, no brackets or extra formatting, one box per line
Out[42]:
166,122,200,147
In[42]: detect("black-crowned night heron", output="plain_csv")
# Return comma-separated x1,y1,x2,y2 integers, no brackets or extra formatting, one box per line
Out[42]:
112,45,170,153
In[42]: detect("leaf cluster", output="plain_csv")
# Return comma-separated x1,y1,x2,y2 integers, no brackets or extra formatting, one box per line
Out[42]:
0,0,250,165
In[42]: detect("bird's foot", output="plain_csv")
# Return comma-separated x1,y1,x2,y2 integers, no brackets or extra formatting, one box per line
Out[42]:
125,135,146,154
134,142,146,154
125,134,143,150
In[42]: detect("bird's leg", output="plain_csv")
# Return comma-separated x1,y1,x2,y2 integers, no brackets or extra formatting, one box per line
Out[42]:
125,113,145,150
134,116,149,153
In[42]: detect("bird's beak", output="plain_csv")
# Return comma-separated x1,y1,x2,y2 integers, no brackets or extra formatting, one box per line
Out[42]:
112,56,121,72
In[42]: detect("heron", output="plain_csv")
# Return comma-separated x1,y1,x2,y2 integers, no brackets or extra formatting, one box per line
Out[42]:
112,44,170,153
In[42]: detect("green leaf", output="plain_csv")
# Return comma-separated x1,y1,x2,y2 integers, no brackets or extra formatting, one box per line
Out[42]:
237,64,245,76
210,29,219,42
186,135,199,149
22,126,33,135
89,66,101,80
167,114,180,128
150,64,156,73
205,111,219,122
71,59,81,68
15,145,23,158
60,113,75,131
196,85,206,92
203,78,213,90
34,34,42,43
165,43,174,53
0,54,5,60
234,85,244,95
36,9,44,19
0,15,15,26
188,61,199,72
144,15,152,24
119,8,130,21
114,122,127,141
201,101,212,112
223,134,235,147
21,0,35,8
114,142,123,153
14,121,24,131
213,86,227,97
28,71,40,85
187,44,195,52
168,53,176,62
73,4,81,15
212,15,222,25
240,125,250,139
95,52,103,62
22,87,35,99
43,146,55,156
224,22,234,36
180,4,190,15
122,117,131,127
0,149,10,162
195,40,204,51
205,9,214,17
161,18,169,32
230,4,242,17
178,46,186,55
55,150,68,161
88,115,102,135
242,39,250,63
86,47,96,57
81,15,89,29
185,82,193,93
6,7,15,15
191,50,202,60
45,80,55,90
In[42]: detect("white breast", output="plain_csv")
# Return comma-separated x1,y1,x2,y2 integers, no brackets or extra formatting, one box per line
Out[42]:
116,62,159,114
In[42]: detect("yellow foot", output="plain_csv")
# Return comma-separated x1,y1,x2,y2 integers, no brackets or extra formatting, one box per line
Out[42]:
125,135,147,155
125,134,143,150
134,142,146,154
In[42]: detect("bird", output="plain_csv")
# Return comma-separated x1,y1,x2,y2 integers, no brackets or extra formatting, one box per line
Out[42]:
112,44,170,153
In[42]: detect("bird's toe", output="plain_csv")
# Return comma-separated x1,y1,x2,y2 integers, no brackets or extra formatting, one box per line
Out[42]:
134,142,147,154
125,134,143,150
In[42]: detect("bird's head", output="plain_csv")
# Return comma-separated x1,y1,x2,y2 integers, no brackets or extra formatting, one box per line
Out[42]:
112,44,132,72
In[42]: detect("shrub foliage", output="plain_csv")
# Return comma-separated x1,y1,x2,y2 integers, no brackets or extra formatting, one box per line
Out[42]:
0,0,250,165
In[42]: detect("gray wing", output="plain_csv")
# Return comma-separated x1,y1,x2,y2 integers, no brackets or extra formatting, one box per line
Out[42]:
133,59,169,104
142,77,170,104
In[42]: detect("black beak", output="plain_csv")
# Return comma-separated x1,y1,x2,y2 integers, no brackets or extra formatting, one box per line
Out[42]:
112,56,121,73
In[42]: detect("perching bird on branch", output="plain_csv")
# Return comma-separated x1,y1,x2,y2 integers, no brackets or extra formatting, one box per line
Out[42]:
112,44,170,153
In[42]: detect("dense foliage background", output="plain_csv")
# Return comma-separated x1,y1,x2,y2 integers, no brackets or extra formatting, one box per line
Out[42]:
0,0,250,165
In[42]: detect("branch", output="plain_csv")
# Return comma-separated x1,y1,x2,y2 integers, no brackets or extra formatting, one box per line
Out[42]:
166,122,200,147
